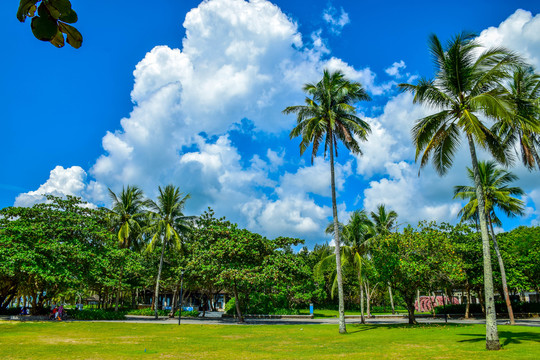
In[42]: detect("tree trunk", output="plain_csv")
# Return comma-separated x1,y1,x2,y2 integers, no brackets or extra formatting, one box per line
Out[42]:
233,285,244,323
329,136,346,334
114,267,124,312
388,285,396,314
154,239,166,320
488,217,515,325
170,285,178,318
405,295,417,325
359,277,365,324
365,283,371,318
416,289,420,312
467,134,500,350
465,285,471,319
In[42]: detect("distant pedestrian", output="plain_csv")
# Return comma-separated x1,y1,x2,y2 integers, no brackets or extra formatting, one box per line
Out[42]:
58,305,64,320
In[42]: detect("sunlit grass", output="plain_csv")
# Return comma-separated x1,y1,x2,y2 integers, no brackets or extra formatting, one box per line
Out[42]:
1,321,538,359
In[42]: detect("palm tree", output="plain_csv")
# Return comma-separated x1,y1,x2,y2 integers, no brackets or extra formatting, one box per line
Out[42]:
321,210,374,323
370,204,398,235
399,32,521,350
369,204,399,314
454,160,525,324
495,66,540,170
284,69,371,333
108,185,146,311
145,185,193,319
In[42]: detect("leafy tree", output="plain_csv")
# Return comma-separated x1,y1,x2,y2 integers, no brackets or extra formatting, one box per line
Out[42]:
284,69,371,333
454,161,525,323
399,32,521,350
370,204,398,235
17,0,82,48
371,222,464,324
145,185,193,319
0,196,115,314
495,66,540,170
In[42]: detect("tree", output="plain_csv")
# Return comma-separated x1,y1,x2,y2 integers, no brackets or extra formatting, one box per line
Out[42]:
145,185,193,319
108,185,147,311
284,69,371,333
0,196,115,314
370,204,398,235
454,161,525,324
495,66,540,170
372,222,464,324
369,204,399,314
399,32,521,350
17,0,83,48
320,210,374,323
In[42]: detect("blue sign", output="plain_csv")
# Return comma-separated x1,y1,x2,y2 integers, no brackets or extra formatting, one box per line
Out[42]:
309,303,314,315
182,306,193,311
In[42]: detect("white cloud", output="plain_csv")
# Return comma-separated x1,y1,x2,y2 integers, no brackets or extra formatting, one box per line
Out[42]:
14,166,101,208
385,60,406,78
323,5,350,34
325,57,394,95
477,9,540,69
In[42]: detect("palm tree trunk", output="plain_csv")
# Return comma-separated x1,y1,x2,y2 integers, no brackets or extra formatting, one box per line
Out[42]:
465,284,471,319
359,276,365,324
154,239,166,320
488,216,515,325
388,285,395,315
467,134,500,350
365,284,371,317
329,137,346,334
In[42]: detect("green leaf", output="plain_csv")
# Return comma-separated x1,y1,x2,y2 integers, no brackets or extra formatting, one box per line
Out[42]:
59,9,77,24
49,0,72,13
49,29,65,48
59,22,82,49
16,0,39,22
31,15,58,41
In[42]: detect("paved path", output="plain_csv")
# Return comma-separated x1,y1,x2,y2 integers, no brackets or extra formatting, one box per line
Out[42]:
87,315,540,327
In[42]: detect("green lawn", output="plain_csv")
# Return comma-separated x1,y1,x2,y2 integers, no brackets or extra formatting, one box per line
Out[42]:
1,321,539,359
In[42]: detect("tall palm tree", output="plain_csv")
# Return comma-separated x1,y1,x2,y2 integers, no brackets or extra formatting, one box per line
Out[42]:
284,69,371,333
454,161,525,325
145,185,193,319
399,32,521,350
495,66,540,170
108,185,146,311
369,204,399,314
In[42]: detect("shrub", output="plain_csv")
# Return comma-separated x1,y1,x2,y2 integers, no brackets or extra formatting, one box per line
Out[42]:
67,309,126,320
126,308,200,317
433,301,540,314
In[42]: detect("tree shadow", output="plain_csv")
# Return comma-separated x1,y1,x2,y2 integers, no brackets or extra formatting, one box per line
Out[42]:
457,331,540,347
348,323,473,333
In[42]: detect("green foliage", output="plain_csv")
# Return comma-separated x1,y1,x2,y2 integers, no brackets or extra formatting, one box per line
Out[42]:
434,302,540,315
17,0,82,48
125,308,199,317
68,309,127,320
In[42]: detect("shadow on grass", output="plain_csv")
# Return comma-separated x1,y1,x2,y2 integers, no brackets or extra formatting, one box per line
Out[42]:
457,331,540,347
348,323,474,334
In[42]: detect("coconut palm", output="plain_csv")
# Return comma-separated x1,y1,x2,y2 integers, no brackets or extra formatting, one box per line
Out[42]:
399,32,521,350
495,66,540,170
370,204,398,236
369,204,399,314
145,185,193,319
108,185,146,311
320,210,374,323
284,69,371,333
454,160,525,324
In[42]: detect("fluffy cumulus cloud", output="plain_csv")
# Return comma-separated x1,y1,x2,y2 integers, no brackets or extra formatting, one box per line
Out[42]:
477,9,540,68
358,9,540,228
14,166,105,208
323,5,350,34
15,4,540,242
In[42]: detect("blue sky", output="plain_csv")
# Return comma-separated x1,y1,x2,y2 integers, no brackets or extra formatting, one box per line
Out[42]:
2,0,540,246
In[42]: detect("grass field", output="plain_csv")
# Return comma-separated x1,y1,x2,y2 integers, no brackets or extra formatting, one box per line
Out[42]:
1,321,539,359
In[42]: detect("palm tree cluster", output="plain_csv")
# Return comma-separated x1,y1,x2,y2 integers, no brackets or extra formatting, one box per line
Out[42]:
107,184,193,319
317,205,398,324
398,32,540,350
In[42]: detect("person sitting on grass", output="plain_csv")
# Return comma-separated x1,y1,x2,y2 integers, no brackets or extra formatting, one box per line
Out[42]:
50,306,58,320
57,305,64,321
